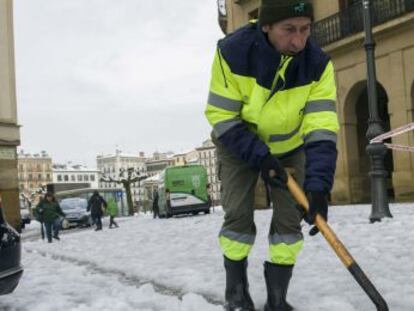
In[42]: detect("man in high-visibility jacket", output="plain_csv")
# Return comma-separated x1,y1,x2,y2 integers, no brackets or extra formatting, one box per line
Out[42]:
205,1,339,310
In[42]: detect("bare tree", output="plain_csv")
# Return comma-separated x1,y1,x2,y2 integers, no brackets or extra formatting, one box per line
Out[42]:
101,167,147,216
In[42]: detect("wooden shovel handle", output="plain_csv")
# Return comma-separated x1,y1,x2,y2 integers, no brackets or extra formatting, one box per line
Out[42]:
286,173,354,266
283,172,389,311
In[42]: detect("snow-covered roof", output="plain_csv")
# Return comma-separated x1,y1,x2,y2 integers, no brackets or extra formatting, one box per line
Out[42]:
143,173,160,182
52,163,99,172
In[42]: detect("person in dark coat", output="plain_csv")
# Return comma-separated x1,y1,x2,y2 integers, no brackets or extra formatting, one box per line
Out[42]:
152,189,159,219
87,191,107,231
165,188,172,216
34,192,65,243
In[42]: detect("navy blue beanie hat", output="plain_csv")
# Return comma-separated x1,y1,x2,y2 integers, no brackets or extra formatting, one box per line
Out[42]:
259,0,314,26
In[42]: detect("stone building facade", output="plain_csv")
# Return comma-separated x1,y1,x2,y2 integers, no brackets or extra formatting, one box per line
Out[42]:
196,139,221,205
145,152,175,177
52,163,100,189
0,0,20,228
219,0,414,204
17,151,52,196
97,150,146,203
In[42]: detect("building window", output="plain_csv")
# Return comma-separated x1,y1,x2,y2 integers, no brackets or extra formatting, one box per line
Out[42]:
57,175,62,182
38,173,42,180
84,174,89,181
64,175,69,182
78,175,83,181
19,164,23,171
46,174,51,180
28,174,33,181
90,175,95,181
71,175,76,181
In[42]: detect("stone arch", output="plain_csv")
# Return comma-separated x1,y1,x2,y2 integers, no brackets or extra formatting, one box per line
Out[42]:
343,81,394,203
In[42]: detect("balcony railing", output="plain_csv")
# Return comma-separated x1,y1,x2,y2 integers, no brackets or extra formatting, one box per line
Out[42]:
312,0,414,47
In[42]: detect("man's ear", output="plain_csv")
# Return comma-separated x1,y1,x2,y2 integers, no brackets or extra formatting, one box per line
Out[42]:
262,25,270,33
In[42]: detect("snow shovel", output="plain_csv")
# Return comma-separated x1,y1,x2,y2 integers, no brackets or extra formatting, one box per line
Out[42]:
278,171,389,311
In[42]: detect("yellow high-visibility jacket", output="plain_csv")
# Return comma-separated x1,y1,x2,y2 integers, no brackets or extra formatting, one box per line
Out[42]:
205,21,339,192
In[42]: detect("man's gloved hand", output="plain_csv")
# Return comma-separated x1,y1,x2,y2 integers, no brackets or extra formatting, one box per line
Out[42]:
304,191,328,236
259,154,287,189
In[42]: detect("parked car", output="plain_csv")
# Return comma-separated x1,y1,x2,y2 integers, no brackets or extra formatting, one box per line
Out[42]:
0,195,23,295
59,197,91,228
19,198,31,229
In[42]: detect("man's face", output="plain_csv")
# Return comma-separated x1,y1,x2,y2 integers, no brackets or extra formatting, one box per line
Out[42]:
262,17,311,56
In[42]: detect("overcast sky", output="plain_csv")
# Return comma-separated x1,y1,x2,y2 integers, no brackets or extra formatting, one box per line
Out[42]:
13,0,223,167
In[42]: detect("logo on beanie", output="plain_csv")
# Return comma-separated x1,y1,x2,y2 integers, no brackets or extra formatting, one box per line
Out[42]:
294,3,306,13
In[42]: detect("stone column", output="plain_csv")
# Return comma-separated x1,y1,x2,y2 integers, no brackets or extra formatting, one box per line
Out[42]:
332,76,353,204
381,51,414,201
0,0,21,230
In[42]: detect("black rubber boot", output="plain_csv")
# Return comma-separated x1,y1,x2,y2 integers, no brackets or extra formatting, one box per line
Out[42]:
224,256,255,311
264,262,294,311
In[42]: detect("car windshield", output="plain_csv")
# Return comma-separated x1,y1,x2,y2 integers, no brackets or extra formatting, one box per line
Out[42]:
60,198,87,211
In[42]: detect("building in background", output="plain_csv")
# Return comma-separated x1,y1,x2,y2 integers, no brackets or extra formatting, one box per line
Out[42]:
145,151,174,177
17,150,52,197
0,0,20,228
220,0,414,204
184,150,200,165
52,163,100,189
172,152,187,166
196,139,220,205
97,149,146,203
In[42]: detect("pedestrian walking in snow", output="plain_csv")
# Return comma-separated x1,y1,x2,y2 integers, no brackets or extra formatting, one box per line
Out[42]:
152,189,159,219
87,191,107,231
165,188,171,215
206,184,212,207
106,197,119,228
34,192,65,243
205,0,339,309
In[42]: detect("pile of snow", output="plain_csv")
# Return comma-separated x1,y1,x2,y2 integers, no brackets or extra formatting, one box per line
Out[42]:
2,203,414,310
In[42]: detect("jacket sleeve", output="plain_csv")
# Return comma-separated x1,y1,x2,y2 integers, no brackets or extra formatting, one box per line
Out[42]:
33,202,43,221
56,203,65,217
204,47,269,169
301,60,339,193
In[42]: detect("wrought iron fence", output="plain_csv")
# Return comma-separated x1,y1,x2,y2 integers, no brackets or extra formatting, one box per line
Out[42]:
312,0,414,46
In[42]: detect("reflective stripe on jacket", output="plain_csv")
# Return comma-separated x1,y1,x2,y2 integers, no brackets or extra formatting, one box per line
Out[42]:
205,21,339,192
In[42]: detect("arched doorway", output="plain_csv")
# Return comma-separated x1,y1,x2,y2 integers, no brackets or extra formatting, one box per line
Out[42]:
344,81,394,203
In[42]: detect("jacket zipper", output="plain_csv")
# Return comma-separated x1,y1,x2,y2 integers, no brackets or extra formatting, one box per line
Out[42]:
267,55,289,102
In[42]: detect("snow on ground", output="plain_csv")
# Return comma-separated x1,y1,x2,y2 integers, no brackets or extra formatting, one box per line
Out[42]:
1,203,414,310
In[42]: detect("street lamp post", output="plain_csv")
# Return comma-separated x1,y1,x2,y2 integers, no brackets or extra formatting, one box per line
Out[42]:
362,0,393,222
